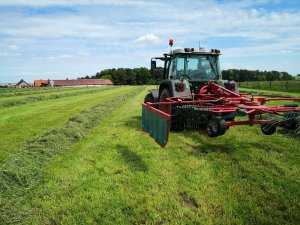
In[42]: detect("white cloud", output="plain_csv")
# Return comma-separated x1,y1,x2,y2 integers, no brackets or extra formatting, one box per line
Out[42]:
47,54,73,61
8,45,19,51
135,34,160,44
0,0,300,82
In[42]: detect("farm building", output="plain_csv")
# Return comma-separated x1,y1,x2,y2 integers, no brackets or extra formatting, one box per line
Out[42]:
34,80,50,87
16,79,31,88
34,79,113,87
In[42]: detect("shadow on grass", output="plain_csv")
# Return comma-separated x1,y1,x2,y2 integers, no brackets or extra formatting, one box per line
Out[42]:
277,127,300,141
116,144,148,172
181,130,234,155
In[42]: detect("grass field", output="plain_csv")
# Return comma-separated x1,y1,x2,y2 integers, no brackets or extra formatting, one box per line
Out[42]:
238,81,300,93
0,86,299,224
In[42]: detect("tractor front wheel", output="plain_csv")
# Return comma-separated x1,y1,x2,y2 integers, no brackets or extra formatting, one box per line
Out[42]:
206,117,227,137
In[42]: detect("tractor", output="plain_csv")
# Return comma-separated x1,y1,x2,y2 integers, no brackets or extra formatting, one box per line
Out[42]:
142,40,300,147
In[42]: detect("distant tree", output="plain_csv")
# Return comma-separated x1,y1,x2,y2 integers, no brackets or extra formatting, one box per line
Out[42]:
222,69,294,82
150,67,164,84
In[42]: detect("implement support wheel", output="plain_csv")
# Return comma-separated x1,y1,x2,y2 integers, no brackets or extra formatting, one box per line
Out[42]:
284,118,300,130
261,123,276,135
206,117,227,137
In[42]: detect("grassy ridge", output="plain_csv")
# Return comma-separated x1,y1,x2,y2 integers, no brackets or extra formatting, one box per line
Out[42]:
16,88,300,224
0,86,115,107
0,87,94,97
0,86,138,161
0,86,145,224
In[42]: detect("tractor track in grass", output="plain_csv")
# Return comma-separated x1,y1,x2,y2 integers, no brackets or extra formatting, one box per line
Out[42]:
0,86,145,224
0,86,116,108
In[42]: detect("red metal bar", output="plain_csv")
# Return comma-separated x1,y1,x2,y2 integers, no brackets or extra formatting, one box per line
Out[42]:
143,103,171,119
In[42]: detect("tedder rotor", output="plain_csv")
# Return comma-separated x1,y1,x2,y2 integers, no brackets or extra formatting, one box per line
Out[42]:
142,40,300,147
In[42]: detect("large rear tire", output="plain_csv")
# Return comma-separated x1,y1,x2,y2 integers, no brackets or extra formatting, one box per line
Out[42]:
159,88,184,131
159,88,171,115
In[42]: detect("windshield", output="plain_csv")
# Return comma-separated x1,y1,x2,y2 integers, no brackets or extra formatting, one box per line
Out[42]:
174,55,221,80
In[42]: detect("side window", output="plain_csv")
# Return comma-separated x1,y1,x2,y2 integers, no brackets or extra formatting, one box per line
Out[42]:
176,57,185,77
168,59,176,78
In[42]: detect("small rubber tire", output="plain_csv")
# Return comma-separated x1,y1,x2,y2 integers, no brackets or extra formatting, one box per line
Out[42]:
206,117,227,137
261,123,276,135
283,118,300,130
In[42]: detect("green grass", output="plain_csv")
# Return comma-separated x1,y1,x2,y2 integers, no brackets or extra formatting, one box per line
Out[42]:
0,86,299,224
238,81,300,93
0,87,93,97
0,86,139,161
240,88,300,98
0,86,115,107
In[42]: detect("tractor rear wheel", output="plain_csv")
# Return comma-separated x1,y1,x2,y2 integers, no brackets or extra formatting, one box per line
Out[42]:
159,88,184,131
206,117,227,137
261,123,276,135
159,88,171,115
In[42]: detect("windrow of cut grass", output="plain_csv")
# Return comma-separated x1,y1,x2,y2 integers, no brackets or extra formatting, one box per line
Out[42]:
0,86,116,107
0,87,98,98
0,86,140,162
0,87,65,94
0,86,145,224
18,87,300,225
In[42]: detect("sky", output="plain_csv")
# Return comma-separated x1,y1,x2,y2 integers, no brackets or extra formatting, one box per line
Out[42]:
0,0,300,83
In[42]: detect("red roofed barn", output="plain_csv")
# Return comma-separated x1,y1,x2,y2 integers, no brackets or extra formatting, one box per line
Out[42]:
34,79,113,87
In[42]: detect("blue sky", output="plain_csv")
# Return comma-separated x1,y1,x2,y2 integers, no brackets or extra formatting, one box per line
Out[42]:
0,0,300,83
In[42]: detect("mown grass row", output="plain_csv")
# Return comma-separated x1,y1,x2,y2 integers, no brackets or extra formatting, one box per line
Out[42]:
0,86,115,107
19,87,300,224
0,86,140,162
0,87,99,98
0,86,145,224
0,87,55,93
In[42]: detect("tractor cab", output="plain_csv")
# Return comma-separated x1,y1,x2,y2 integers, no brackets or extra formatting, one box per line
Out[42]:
146,42,237,104
165,48,221,81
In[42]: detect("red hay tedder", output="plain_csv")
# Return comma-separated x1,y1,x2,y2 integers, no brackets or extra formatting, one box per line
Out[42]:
142,41,300,147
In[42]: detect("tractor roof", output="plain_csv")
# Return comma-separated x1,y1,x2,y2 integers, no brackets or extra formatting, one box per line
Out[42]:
169,48,221,56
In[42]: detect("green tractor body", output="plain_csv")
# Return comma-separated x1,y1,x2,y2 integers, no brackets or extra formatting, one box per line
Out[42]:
145,47,238,105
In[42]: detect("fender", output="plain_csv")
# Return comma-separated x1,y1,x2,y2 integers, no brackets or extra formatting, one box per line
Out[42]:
148,89,159,102
159,80,175,97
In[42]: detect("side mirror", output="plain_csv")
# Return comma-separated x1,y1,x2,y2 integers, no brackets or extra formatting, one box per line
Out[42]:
151,60,156,70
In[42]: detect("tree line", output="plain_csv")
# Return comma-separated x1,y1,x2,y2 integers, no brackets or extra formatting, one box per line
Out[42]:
222,69,295,82
79,68,296,85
